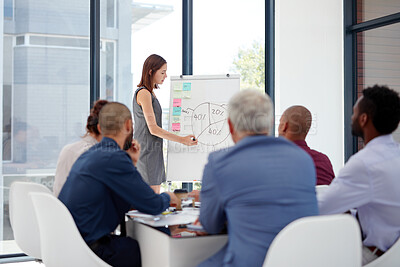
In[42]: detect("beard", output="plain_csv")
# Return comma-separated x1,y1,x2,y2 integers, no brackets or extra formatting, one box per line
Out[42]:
351,119,363,138
123,130,133,150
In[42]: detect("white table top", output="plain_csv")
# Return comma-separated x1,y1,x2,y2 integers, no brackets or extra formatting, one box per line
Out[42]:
127,208,199,227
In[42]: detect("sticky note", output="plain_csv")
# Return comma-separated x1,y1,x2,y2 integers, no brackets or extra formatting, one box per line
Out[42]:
183,82,191,91
173,83,183,91
172,123,181,132
173,107,182,116
173,91,183,98
173,98,182,107
172,116,181,123
183,90,191,99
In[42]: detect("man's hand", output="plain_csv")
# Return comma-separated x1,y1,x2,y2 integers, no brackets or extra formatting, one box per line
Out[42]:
126,139,141,166
188,190,200,202
165,192,180,206
192,218,208,236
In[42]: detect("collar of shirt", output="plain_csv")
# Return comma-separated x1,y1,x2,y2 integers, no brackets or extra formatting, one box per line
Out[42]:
98,137,121,150
292,140,309,149
365,134,396,148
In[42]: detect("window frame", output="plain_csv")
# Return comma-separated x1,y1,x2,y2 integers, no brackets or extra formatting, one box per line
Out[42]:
344,1,400,161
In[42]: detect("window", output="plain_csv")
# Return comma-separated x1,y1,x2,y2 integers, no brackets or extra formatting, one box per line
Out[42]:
1,1,90,256
100,41,116,101
357,24,400,144
130,0,180,109
107,0,116,28
4,0,13,20
357,0,400,22
193,0,265,92
345,0,400,157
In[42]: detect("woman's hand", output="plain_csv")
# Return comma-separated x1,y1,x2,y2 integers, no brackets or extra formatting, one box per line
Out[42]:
180,135,198,146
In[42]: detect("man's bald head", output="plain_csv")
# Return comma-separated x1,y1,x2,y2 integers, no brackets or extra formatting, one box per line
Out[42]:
99,102,132,136
279,105,312,140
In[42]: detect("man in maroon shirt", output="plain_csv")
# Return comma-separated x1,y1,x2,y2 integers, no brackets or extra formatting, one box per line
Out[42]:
278,105,335,185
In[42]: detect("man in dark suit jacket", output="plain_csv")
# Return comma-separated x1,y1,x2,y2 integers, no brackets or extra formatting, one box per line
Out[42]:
198,90,319,267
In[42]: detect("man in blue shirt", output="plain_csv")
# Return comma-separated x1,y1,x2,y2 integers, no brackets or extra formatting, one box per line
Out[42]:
198,90,319,267
59,102,178,267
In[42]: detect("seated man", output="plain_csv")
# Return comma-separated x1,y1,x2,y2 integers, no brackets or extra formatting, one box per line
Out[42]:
279,105,335,185
59,102,178,267
318,85,400,265
198,90,319,267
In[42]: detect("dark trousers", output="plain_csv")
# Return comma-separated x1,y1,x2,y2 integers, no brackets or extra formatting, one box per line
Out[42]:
90,234,141,267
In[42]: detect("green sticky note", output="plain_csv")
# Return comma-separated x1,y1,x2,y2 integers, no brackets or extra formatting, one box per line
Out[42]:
183,82,191,91
183,90,191,99
173,83,183,91
173,107,182,116
172,116,181,123
173,91,183,98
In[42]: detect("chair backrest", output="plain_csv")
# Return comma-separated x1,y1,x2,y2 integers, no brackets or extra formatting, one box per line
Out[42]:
315,185,329,198
263,214,362,267
9,181,52,258
364,237,400,267
30,192,111,267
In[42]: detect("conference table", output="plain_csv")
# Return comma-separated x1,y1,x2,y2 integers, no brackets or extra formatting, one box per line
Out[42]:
126,208,228,267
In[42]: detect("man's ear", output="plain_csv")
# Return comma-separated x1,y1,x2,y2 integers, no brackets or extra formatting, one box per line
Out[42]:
124,119,133,133
359,113,368,128
228,118,235,135
282,121,289,134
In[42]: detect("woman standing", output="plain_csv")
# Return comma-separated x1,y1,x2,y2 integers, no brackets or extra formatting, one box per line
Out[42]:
133,54,197,193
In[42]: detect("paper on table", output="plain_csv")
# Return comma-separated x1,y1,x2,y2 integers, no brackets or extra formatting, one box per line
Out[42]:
127,208,199,227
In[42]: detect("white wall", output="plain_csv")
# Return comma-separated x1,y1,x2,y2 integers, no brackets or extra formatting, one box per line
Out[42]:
275,0,344,174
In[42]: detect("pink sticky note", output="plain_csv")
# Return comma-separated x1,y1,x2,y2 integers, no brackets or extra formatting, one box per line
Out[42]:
173,98,182,107
172,123,181,132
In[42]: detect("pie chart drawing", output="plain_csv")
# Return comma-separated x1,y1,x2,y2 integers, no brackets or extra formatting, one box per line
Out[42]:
191,102,230,146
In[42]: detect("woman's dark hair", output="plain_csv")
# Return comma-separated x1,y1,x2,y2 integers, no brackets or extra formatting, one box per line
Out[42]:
359,85,400,135
86,100,108,136
137,54,167,93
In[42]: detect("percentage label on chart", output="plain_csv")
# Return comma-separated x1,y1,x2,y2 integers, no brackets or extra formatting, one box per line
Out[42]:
191,102,230,146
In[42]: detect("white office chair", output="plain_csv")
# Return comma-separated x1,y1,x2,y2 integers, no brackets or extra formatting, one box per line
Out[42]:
263,214,362,267
364,237,400,267
30,192,111,267
9,181,52,259
315,184,329,198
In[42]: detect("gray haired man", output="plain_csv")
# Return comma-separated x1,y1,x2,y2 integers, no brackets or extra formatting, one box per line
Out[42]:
197,90,319,267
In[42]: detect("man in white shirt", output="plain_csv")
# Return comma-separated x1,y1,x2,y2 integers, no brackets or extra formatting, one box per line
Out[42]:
318,85,400,265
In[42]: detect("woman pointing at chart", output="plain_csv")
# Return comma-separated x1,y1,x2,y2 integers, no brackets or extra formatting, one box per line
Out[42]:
133,54,198,193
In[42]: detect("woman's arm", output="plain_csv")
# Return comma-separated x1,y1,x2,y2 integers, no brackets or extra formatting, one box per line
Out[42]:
136,89,197,146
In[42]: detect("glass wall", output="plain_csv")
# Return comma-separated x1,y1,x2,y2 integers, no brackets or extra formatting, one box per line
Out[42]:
131,0,181,110
193,0,265,92
355,0,400,147
357,0,400,22
1,0,90,255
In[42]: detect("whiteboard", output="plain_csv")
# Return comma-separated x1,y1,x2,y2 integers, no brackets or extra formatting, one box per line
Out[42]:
167,74,240,181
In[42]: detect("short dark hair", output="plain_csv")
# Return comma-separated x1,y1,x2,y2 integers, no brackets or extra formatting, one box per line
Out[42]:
359,85,400,135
